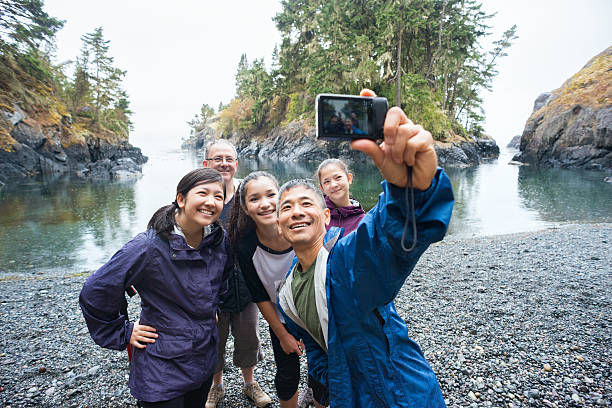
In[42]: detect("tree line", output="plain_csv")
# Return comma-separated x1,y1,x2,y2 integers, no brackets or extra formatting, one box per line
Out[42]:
0,0,131,139
197,0,516,140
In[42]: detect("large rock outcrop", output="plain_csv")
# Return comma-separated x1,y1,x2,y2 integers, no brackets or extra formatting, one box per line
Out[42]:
0,103,147,186
184,120,499,167
512,46,612,170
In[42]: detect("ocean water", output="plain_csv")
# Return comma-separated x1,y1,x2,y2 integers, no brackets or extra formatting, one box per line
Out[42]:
0,147,610,275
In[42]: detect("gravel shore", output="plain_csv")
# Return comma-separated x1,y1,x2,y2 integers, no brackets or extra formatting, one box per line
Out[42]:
0,223,610,407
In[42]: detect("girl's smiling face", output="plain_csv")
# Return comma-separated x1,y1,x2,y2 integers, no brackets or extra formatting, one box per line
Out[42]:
318,163,353,207
243,176,279,228
177,181,225,228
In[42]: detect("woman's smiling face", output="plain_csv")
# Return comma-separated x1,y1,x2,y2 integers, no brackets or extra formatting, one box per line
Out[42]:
177,181,225,228
243,176,279,228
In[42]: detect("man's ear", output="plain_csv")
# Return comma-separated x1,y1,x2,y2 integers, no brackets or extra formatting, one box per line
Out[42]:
276,218,283,236
202,160,208,168
347,172,353,185
323,207,331,226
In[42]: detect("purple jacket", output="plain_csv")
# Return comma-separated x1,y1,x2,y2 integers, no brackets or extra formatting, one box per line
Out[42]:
79,224,231,402
325,195,366,233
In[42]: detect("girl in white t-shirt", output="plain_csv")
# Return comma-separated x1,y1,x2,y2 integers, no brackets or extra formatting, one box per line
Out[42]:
228,171,309,408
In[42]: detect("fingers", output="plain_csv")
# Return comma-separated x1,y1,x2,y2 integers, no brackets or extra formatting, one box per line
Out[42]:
383,107,412,162
130,324,158,349
401,125,431,166
360,88,376,97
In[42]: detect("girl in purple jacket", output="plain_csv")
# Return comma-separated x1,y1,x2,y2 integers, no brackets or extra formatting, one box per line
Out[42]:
315,158,366,233
80,168,232,408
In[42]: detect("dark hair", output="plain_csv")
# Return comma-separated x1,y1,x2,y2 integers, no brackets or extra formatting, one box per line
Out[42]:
277,179,326,215
228,171,279,251
147,168,225,240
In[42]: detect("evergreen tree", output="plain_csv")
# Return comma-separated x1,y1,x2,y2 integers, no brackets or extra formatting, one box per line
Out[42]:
78,27,126,124
0,0,64,51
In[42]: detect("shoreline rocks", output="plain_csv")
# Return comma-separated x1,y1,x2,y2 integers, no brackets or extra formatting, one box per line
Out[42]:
0,105,148,186
183,119,500,167
0,223,609,407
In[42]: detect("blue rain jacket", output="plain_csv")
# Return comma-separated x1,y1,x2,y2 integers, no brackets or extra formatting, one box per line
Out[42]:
79,223,231,402
280,168,454,407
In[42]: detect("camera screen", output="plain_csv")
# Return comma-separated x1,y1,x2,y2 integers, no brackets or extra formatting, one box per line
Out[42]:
318,96,372,137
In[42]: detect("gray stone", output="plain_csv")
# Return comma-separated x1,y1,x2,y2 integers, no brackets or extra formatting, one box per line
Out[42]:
514,46,612,170
527,389,540,399
87,365,101,376
2,104,26,125
533,92,552,112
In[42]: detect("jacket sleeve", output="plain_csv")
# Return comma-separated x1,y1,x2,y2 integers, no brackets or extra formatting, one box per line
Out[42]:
79,233,150,350
280,306,328,386
331,168,454,314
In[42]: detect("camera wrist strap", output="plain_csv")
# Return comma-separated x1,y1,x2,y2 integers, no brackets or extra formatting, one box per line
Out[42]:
400,166,418,252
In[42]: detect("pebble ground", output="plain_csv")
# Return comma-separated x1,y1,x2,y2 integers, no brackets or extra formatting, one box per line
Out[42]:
0,223,610,407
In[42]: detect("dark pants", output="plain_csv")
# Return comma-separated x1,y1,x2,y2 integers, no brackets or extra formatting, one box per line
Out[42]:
308,374,330,407
270,325,300,401
138,376,213,408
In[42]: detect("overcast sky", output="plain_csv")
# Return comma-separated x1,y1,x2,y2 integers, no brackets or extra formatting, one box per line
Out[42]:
43,0,611,152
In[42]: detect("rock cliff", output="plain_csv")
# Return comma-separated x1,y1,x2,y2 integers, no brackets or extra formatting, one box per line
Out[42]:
0,103,147,186
183,119,499,167
512,46,612,170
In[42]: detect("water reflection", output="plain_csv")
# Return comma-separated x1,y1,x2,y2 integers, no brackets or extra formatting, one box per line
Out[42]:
0,148,610,275
517,166,612,222
0,176,138,274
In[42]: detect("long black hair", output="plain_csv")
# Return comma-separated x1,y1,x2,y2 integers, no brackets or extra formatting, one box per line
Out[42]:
228,171,279,251
147,168,225,240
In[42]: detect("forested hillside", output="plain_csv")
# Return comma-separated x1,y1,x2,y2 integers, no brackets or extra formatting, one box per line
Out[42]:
0,0,144,184
189,0,516,143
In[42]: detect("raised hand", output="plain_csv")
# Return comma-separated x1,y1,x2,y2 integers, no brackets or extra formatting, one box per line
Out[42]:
350,89,438,191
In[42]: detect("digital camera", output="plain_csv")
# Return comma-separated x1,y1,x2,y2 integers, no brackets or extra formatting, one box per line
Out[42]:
316,93,388,141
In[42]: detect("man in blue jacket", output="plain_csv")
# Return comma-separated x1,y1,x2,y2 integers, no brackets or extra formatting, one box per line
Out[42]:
276,91,454,407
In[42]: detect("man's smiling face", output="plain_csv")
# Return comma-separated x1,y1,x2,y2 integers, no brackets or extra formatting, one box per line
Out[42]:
205,143,238,185
277,185,329,248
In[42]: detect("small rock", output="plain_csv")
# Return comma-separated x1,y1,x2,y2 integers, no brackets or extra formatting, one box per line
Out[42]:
468,391,478,400
527,389,540,399
38,366,46,373
87,365,101,376
572,393,580,403
45,387,56,396
543,363,552,372
576,355,585,362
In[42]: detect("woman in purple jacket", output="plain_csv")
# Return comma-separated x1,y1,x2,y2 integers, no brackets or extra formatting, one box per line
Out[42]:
79,168,232,408
315,158,366,233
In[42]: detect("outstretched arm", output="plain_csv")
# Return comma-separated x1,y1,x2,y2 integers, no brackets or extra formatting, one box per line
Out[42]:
332,89,454,313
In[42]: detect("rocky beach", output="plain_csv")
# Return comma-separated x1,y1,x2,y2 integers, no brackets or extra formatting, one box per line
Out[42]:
0,223,610,408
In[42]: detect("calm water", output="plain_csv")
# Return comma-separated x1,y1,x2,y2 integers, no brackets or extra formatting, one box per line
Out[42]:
0,148,610,275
